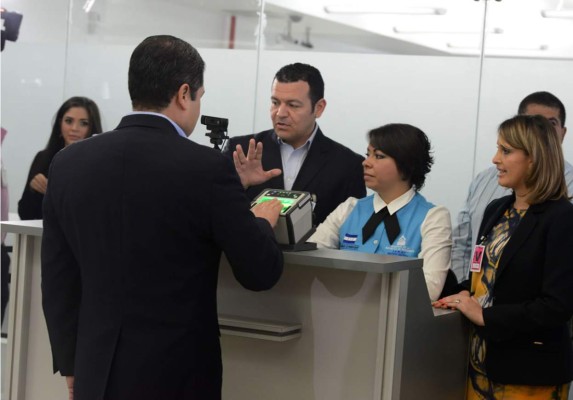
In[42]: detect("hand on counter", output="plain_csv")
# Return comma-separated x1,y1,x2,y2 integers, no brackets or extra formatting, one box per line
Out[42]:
432,290,485,326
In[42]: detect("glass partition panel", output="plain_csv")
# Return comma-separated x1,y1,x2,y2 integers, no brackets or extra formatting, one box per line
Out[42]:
2,0,505,222
1,0,265,212
1,0,71,217
64,0,265,147
251,0,487,220
477,0,573,172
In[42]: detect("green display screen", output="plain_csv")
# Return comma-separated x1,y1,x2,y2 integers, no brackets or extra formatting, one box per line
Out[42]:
256,196,296,214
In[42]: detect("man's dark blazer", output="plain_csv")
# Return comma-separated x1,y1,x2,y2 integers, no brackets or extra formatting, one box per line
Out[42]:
41,114,283,400
224,128,366,224
461,194,573,386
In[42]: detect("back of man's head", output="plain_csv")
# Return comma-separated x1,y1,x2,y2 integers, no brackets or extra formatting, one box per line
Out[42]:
274,63,324,110
518,91,566,127
128,35,205,111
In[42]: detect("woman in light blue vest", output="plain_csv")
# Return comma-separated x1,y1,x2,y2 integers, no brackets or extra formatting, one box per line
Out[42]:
309,124,452,301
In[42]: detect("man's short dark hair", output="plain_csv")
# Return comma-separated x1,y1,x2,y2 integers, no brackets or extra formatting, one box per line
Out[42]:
518,91,566,127
128,35,205,111
274,63,324,110
367,124,434,191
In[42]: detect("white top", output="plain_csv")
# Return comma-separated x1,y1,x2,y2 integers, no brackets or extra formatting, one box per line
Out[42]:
278,124,318,190
309,189,452,301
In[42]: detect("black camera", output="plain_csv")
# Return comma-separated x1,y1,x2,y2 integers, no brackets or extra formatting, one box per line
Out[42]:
201,115,228,130
201,115,229,151
1,8,23,52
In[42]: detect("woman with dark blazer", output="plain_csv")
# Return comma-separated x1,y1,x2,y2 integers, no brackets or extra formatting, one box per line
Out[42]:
435,115,573,399
18,96,102,220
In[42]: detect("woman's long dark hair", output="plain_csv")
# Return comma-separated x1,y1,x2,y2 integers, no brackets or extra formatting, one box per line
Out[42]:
44,96,103,156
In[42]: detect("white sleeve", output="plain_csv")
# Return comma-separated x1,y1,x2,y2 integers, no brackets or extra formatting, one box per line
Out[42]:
450,182,474,281
419,205,452,301
308,197,358,249
564,161,573,200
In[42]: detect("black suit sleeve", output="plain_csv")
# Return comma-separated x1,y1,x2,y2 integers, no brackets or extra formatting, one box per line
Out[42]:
478,204,573,342
345,153,367,199
312,151,366,224
210,156,283,291
41,154,81,375
18,151,52,220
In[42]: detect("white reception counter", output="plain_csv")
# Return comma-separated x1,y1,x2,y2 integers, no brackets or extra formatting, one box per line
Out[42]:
1,220,468,400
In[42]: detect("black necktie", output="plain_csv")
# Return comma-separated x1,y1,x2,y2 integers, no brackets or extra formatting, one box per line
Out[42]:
362,207,401,245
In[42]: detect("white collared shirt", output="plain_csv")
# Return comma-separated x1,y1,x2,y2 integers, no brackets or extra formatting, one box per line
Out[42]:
278,124,318,190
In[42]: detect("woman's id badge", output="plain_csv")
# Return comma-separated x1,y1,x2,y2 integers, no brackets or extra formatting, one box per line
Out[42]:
470,245,485,273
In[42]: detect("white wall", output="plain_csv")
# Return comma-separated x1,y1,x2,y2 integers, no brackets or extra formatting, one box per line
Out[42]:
476,58,573,172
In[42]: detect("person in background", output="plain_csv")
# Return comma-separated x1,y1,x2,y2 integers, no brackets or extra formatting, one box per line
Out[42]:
451,91,573,282
435,115,573,399
224,62,365,225
308,123,452,301
41,35,283,400
18,96,102,220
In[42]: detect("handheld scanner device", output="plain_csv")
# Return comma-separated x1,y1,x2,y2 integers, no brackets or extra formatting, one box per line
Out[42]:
252,189,314,247
253,189,310,216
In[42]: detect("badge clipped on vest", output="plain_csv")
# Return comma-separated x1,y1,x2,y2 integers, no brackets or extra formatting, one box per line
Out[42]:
470,244,485,273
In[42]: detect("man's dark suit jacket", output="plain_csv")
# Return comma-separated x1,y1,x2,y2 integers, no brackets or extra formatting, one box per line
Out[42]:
224,128,366,224
41,114,283,400
460,194,573,386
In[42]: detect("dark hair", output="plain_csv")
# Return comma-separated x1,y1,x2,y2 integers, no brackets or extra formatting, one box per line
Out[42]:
128,35,205,111
518,91,566,127
367,124,434,191
274,63,324,110
45,96,103,156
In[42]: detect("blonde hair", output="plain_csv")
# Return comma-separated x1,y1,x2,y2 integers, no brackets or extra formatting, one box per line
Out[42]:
498,115,568,204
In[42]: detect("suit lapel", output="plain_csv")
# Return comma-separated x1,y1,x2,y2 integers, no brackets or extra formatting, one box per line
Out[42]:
292,128,330,190
261,132,285,188
495,203,545,279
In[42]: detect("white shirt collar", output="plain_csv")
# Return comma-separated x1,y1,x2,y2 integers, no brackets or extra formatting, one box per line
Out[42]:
129,111,188,139
276,123,319,148
372,187,416,215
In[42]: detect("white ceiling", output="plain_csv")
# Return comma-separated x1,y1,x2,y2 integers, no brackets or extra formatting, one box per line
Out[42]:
81,0,573,57
184,0,573,58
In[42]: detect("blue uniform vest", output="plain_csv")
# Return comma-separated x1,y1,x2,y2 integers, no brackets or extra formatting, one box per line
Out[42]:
339,193,434,257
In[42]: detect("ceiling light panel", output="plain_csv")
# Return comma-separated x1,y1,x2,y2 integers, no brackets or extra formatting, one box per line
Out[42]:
323,5,447,15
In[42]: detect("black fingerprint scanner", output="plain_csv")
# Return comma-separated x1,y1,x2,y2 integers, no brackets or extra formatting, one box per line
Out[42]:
251,189,317,251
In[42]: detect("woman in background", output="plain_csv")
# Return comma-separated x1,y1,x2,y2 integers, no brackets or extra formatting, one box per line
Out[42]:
18,96,102,220
435,115,573,399
309,123,452,301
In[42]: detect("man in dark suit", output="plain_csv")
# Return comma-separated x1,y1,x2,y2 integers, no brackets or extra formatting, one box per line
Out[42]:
223,63,366,224
41,35,284,400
